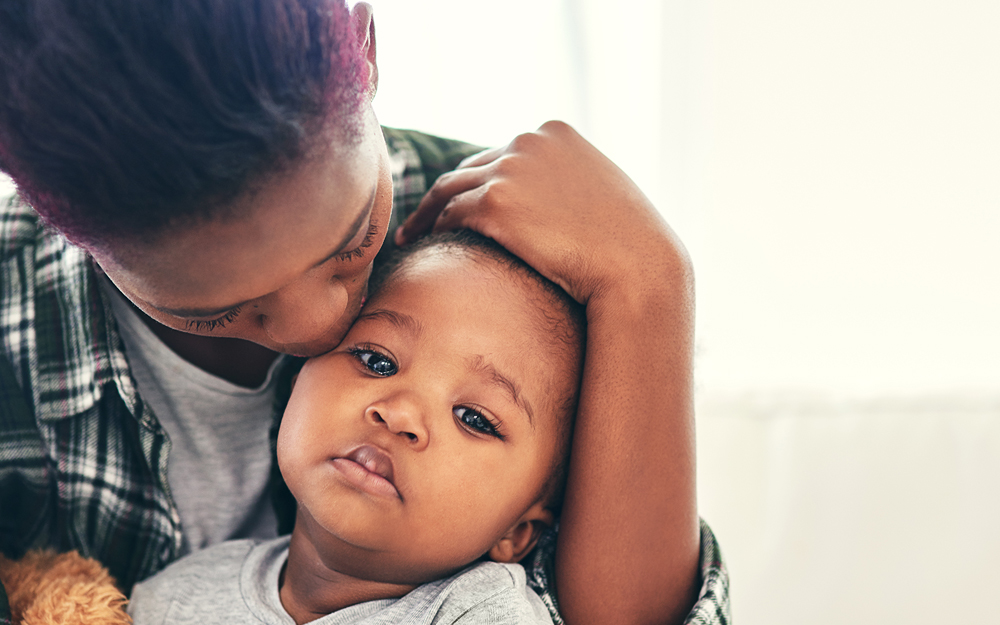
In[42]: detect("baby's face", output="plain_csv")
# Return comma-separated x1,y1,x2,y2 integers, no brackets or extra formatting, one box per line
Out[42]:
278,249,569,584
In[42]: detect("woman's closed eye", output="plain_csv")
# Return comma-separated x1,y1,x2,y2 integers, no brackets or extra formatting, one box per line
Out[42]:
185,306,242,332
454,406,505,440
349,346,398,376
337,222,380,262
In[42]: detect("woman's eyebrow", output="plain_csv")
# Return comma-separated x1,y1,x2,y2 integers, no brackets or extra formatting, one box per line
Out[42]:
155,185,379,318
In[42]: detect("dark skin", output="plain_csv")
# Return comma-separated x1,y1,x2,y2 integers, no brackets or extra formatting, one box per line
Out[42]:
398,122,700,624
83,4,699,624
277,253,564,623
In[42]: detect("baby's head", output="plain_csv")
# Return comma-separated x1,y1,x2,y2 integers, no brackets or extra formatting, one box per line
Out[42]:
278,230,584,585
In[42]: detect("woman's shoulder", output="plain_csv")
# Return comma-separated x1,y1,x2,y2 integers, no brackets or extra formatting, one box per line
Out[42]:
381,126,483,196
0,190,112,416
0,191,90,276
1,192,45,258
381,126,483,171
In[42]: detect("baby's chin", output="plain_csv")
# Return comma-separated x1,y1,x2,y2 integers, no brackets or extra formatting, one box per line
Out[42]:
298,523,496,587
324,553,484,587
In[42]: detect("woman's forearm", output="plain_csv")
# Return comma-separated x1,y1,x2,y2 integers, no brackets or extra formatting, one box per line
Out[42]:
395,120,703,624
555,248,700,625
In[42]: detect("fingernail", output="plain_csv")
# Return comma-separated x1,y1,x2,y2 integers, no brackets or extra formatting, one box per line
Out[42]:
394,225,405,245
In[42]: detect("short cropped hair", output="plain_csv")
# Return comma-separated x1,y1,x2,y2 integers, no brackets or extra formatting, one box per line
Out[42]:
0,0,366,245
370,231,587,515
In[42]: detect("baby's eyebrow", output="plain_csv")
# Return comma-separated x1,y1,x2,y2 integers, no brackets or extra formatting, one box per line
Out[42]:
355,309,422,336
467,355,535,428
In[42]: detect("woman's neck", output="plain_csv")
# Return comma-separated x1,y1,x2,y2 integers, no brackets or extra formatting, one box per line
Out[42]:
280,528,417,625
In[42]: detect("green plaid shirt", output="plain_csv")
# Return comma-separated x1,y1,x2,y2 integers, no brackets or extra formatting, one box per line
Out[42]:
0,128,728,624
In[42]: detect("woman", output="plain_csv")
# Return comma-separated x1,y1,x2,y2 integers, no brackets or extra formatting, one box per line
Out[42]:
0,2,725,623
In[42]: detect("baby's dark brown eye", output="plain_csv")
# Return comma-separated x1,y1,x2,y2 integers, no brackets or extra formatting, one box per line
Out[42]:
454,407,502,439
351,349,397,376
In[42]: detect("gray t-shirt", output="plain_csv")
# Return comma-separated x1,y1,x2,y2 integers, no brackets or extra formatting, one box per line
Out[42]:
129,536,554,625
102,279,281,554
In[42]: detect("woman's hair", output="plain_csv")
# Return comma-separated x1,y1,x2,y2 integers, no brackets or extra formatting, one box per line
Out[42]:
0,0,367,245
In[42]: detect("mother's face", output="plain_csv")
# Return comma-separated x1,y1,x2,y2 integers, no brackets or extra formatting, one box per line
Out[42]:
90,115,393,357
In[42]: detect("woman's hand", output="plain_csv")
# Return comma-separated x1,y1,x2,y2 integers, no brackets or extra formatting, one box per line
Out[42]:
399,121,700,625
395,121,687,306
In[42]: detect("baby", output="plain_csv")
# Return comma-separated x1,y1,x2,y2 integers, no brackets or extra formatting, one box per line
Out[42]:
128,230,585,625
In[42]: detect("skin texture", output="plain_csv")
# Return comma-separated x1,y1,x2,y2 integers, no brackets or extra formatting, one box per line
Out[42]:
277,249,566,624
398,121,700,625
91,112,392,360
85,3,390,386
79,5,697,623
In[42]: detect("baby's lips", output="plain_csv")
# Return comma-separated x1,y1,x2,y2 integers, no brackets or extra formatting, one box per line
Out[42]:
346,444,395,486
330,445,401,500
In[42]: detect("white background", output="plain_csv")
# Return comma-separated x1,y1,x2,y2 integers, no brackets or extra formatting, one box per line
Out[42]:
369,0,1000,398
367,1,1000,623
4,1,997,396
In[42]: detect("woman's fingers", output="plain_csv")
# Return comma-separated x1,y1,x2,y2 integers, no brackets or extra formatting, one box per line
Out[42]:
429,182,501,240
395,145,506,246
395,165,490,245
457,146,504,169
400,120,675,303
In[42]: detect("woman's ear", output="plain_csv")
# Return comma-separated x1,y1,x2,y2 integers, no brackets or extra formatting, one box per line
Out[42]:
488,502,555,564
350,2,378,96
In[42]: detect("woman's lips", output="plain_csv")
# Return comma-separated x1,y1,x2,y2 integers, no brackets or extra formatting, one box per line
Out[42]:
330,445,400,500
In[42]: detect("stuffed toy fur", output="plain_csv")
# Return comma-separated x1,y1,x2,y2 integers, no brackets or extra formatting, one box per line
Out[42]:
0,550,131,625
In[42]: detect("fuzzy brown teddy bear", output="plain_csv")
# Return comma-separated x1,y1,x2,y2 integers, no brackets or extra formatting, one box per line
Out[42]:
0,550,131,625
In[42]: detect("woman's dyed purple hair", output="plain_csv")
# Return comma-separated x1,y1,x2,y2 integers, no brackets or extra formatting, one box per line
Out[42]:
0,0,367,246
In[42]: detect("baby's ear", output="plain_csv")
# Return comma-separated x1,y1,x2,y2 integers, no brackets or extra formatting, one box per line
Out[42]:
488,502,554,564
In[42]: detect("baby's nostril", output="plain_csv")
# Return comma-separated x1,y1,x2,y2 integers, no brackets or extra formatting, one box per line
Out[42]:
405,432,417,442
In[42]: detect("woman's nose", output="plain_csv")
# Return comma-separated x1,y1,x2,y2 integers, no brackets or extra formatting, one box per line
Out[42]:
365,396,429,450
260,274,349,347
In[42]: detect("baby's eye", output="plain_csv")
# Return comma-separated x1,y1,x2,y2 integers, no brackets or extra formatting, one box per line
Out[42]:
350,348,398,376
454,406,503,440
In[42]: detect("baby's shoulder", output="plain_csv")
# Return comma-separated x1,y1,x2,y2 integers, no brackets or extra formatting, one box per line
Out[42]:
128,537,285,625
430,562,553,625
148,538,260,584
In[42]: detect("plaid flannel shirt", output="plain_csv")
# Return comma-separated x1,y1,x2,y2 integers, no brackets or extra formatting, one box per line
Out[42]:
0,127,729,624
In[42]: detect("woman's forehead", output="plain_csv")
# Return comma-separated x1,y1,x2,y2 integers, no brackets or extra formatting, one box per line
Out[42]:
93,135,385,309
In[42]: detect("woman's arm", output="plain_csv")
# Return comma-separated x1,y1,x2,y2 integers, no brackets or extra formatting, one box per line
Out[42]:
396,121,700,625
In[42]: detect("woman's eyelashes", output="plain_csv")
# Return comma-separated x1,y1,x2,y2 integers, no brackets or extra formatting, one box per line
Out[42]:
454,406,505,440
182,222,379,333
185,306,242,332
349,346,398,376
337,222,380,262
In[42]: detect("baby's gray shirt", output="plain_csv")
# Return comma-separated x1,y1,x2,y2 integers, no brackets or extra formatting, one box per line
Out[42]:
129,536,553,625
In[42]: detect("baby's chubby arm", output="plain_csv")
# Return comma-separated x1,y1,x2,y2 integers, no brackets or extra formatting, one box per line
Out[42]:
396,121,700,625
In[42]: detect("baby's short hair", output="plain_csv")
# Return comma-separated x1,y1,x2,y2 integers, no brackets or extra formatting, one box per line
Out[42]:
370,230,585,514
